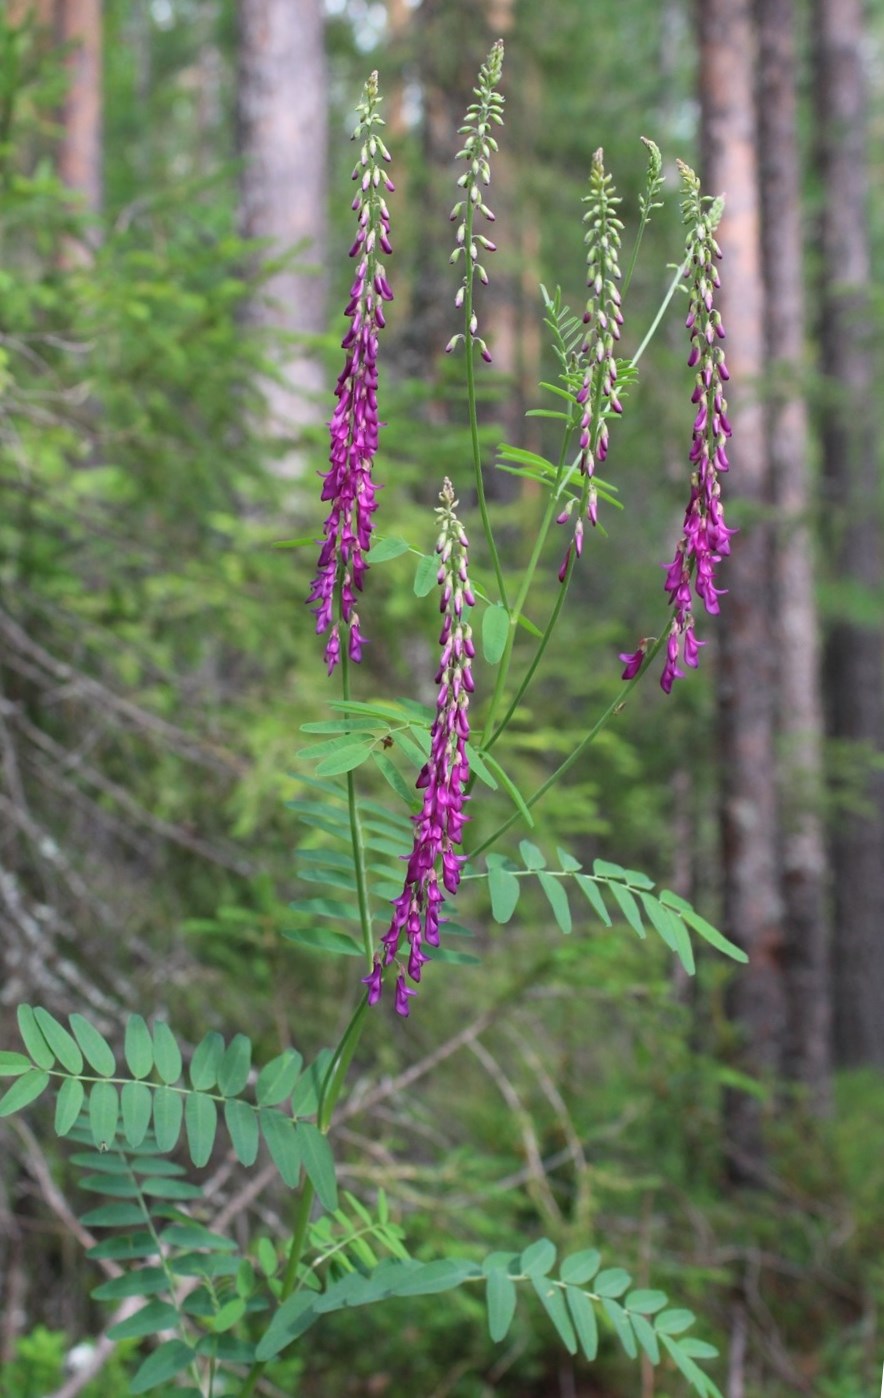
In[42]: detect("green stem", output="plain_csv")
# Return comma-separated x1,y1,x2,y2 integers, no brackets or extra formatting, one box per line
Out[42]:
630,256,689,370
470,623,669,860
317,995,369,1132
340,646,374,967
464,202,508,612
485,550,574,752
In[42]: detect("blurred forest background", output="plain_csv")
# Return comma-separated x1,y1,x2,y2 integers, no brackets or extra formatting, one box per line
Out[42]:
1,0,883,1394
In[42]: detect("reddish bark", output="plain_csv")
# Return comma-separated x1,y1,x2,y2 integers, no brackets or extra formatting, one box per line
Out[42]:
756,0,831,1108
698,0,784,1178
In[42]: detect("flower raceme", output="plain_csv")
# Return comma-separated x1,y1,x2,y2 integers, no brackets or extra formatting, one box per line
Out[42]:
557,149,624,581
363,481,475,1015
445,39,504,364
620,163,732,693
308,72,394,675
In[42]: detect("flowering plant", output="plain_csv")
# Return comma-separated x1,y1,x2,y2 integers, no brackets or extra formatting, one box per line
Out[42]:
0,44,745,1398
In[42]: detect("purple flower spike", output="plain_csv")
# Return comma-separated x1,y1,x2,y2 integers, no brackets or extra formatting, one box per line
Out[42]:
366,480,475,1016
624,164,731,695
308,72,393,673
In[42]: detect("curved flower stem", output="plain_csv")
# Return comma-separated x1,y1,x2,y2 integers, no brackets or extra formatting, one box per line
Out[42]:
630,256,689,370
464,201,508,613
478,428,575,749
470,622,669,860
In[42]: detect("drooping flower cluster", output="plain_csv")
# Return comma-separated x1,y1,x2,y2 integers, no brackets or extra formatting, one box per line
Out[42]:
362,481,475,1016
557,149,624,581
308,72,394,675
620,163,732,693
445,40,504,364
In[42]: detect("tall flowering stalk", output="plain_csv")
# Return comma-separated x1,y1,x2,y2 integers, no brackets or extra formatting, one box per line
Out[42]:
308,72,394,675
445,39,504,364
557,149,625,580
363,480,475,1016
621,163,732,692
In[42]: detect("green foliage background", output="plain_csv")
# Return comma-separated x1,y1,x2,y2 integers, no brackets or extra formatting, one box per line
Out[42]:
1,3,883,1396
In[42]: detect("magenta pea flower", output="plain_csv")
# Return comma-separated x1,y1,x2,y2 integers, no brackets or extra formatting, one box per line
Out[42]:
308,72,394,674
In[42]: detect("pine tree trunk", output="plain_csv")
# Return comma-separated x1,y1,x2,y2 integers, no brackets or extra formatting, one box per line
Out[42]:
236,0,328,462
755,0,831,1108
813,0,884,1067
698,0,785,1180
57,0,102,218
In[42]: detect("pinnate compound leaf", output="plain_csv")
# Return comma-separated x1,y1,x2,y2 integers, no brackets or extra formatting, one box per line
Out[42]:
531,1275,577,1354
260,1109,301,1187
0,1051,32,1077
122,1081,153,1148
603,1297,637,1358
218,1034,252,1096
34,1008,83,1073
108,1301,180,1341
538,872,572,933
520,1237,556,1276
297,1122,338,1211
190,1032,224,1091
566,1285,598,1360
88,1081,119,1148
225,1098,260,1166
55,1077,85,1136
559,1250,601,1285
593,1267,631,1298
152,1085,183,1152
17,1005,55,1070
256,1049,303,1107
486,1269,517,1341
130,1339,195,1394
70,1014,115,1076
0,1069,50,1117
125,1015,154,1080
185,1092,218,1168
152,1022,183,1085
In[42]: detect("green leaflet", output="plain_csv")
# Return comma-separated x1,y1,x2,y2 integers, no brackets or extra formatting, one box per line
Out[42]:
34,1008,83,1074
485,1268,517,1342
0,1069,51,1117
124,1015,154,1080
70,1014,116,1076
185,1092,218,1168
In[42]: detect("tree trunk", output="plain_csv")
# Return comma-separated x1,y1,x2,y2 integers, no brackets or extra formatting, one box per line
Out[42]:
236,0,328,464
755,0,831,1109
57,0,102,217
813,0,884,1067
697,0,785,1180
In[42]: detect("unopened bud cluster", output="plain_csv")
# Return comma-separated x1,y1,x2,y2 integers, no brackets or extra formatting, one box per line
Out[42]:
363,480,475,1016
308,72,394,675
445,40,504,364
557,149,624,580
